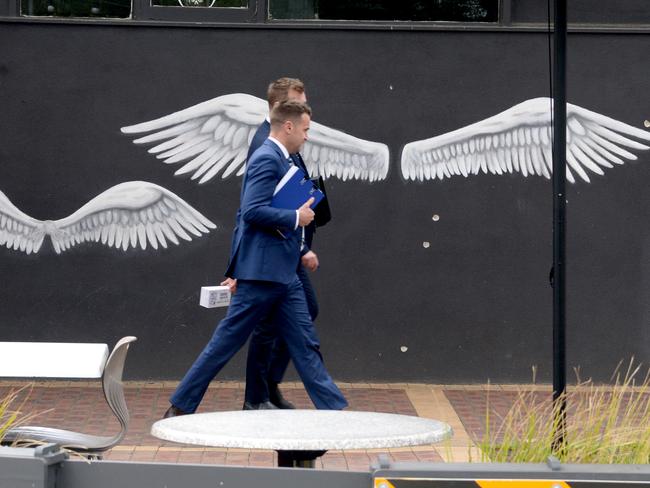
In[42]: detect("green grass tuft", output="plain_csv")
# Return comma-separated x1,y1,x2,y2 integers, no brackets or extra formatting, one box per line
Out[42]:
0,384,39,443
478,359,650,464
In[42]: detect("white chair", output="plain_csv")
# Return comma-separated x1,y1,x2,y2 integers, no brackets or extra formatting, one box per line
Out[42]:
2,336,137,457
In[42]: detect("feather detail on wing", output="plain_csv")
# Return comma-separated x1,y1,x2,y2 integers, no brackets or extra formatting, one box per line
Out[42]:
122,93,389,183
49,181,216,254
401,97,650,184
0,190,46,254
121,93,266,184
303,122,389,182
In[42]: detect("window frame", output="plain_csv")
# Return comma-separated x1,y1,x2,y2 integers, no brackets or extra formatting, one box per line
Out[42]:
3,0,20,16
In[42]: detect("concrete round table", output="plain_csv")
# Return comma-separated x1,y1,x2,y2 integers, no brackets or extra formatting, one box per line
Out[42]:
151,410,452,468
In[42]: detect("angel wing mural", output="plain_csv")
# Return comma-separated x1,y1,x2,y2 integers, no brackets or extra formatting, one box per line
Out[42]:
0,181,215,255
121,93,389,183
401,97,650,183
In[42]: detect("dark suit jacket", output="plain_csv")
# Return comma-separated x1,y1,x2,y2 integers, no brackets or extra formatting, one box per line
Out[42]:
225,140,301,284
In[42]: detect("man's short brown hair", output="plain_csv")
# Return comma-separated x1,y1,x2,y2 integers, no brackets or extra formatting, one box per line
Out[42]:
270,100,312,128
267,77,305,107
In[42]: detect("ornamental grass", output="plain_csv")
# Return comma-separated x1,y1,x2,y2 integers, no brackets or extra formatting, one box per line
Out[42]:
0,384,40,444
478,360,650,463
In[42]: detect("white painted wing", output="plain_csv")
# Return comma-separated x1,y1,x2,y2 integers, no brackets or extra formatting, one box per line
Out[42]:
49,181,216,254
401,97,650,184
302,122,389,182
121,93,266,184
0,190,46,254
122,93,390,183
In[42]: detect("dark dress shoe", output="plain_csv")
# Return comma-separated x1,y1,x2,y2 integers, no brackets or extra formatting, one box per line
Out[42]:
163,405,188,418
269,382,296,409
243,401,278,410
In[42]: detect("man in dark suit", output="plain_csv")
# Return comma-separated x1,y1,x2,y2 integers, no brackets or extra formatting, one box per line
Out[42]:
164,100,347,417
240,78,326,410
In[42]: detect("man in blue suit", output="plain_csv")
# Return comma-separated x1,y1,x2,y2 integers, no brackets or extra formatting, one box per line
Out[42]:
239,78,327,410
164,100,347,417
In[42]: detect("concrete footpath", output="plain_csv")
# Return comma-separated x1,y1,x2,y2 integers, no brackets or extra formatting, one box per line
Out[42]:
0,381,548,471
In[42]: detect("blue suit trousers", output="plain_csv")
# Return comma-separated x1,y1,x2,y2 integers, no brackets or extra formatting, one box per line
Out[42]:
170,277,346,413
244,265,319,403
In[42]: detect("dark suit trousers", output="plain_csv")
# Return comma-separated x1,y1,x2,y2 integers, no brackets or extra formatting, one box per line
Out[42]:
171,277,345,413
244,264,319,404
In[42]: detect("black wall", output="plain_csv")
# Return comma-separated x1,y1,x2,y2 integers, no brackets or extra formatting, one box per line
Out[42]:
1,20,649,383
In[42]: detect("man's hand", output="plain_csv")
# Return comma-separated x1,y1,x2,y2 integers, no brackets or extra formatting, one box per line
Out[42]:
220,277,237,295
301,250,319,272
298,197,315,227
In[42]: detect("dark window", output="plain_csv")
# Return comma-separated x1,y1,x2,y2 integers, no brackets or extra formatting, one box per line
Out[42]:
152,0,245,8
21,0,131,18
20,0,250,19
137,0,254,21
269,0,498,22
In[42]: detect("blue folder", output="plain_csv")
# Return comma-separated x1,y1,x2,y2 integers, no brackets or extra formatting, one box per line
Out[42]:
271,166,324,210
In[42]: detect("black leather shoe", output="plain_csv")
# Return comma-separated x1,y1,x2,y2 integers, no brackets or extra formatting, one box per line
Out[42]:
163,405,188,418
269,382,295,410
243,401,278,410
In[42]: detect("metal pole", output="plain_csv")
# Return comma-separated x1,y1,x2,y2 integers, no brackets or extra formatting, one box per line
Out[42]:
552,0,567,451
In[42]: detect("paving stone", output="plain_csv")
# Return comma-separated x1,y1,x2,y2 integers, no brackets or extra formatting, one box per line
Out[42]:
0,379,531,469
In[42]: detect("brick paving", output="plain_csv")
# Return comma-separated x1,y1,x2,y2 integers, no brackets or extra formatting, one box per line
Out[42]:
443,387,536,443
0,381,552,471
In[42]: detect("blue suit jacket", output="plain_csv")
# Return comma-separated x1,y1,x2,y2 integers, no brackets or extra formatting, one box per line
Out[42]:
225,140,301,284
246,120,317,252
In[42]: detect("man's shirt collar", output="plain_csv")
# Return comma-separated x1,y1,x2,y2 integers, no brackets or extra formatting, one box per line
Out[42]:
268,136,290,160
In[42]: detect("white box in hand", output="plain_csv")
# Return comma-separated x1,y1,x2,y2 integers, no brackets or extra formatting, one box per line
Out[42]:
200,286,231,308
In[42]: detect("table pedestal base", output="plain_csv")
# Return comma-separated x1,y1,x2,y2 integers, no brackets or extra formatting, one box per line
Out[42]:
276,449,327,468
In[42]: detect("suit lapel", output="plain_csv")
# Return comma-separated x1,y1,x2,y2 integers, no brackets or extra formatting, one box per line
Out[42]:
263,139,292,174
